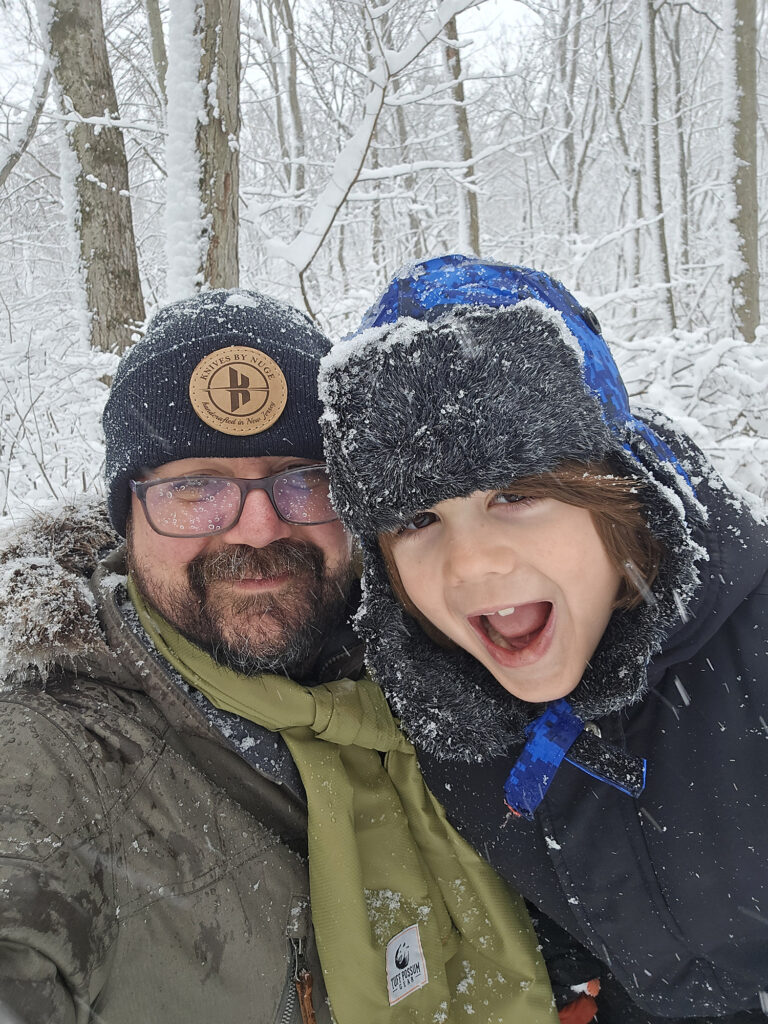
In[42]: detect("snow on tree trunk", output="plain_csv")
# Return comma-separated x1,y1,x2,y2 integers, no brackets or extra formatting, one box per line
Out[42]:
165,0,239,298
722,0,759,343
38,0,146,353
639,0,676,332
165,0,206,299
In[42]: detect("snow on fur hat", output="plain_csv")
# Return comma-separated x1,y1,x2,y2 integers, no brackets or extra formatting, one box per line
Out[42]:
319,254,707,760
103,289,331,536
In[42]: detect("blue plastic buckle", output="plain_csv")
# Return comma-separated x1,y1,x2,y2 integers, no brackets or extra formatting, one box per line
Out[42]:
503,699,584,820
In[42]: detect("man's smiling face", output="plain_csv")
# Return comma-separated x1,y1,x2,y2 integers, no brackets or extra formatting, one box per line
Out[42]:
127,454,353,678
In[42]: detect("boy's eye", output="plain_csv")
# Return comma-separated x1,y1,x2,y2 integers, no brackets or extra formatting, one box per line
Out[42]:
492,492,537,508
399,511,438,532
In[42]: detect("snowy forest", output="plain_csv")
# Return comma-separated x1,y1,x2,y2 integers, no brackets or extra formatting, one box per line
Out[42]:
0,0,766,526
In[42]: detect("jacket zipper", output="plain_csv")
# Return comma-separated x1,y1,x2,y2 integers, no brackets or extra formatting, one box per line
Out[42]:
278,892,318,1024
277,936,317,1024
278,962,298,1024
291,936,318,1024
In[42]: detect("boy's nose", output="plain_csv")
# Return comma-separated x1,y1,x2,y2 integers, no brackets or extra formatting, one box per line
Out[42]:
444,525,517,584
221,489,292,548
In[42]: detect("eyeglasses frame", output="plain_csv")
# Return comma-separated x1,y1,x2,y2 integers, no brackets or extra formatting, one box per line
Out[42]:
129,463,338,538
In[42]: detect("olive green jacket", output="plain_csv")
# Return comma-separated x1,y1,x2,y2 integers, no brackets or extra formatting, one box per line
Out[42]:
0,500,331,1024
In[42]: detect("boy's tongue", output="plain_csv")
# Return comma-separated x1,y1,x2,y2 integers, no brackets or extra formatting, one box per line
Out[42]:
484,602,550,642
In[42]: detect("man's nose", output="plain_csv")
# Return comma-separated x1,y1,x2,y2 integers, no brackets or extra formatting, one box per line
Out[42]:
222,489,293,547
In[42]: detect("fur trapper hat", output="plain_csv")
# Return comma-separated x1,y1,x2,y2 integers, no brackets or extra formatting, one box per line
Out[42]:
319,255,707,761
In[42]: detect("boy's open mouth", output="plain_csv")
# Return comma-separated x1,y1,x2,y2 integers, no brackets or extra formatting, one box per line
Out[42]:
470,601,553,653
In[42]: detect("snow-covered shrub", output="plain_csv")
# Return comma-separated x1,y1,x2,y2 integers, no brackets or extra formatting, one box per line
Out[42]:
613,326,768,509
0,315,118,529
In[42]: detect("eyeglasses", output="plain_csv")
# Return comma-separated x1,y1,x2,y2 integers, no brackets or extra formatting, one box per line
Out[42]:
130,464,338,538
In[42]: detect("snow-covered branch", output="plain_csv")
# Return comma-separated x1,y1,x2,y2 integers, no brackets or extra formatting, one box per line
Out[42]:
265,0,482,287
0,64,51,191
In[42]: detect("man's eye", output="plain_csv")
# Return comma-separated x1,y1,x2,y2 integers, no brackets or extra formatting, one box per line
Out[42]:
285,475,323,493
399,511,438,532
164,478,221,502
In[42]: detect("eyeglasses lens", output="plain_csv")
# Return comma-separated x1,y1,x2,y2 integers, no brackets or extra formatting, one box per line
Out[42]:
145,478,241,536
143,468,335,536
273,467,333,523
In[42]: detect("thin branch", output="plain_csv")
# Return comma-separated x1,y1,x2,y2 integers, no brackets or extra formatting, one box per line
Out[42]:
0,64,51,190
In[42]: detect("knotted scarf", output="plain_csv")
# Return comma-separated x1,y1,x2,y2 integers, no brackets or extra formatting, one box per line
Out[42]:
129,579,555,1023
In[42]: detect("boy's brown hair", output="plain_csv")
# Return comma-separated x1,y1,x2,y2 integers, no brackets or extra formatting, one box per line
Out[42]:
378,460,664,648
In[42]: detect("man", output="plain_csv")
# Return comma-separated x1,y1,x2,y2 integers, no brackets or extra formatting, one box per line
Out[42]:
0,290,360,1023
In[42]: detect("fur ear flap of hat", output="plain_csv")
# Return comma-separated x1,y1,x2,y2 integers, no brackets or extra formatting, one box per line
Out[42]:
320,268,709,761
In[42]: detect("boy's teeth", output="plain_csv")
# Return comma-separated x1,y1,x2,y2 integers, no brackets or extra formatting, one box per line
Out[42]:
497,606,516,617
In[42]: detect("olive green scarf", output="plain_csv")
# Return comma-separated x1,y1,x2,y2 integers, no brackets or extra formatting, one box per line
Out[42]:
129,579,555,1024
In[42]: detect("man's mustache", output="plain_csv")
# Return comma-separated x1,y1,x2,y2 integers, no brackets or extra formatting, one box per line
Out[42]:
190,541,323,587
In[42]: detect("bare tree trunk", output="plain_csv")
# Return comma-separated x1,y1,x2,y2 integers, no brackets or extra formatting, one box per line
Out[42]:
361,9,384,275
723,0,759,342
43,0,145,353
145,0,168,106
198,0,240,288
555,0,582,237
661,7,690,272
604,4,642,313
443,15,479,254
276,0,305,200
393,98,424,257
381,10,422,261
257,1,290,190
640,0,676,330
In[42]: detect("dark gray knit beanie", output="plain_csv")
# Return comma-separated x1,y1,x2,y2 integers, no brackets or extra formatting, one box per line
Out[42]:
103,289,330,536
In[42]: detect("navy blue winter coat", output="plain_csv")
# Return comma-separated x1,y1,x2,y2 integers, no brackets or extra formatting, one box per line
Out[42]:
418,462,768,1020
319,254,768,1022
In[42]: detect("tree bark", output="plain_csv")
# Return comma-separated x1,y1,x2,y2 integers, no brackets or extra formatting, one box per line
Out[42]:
662,7,690,273
640,0,676,330
276,0,305,200
604,1,642,311
443,15,479,254
198,0,240,289
724,0,759,342
555,0,582,237
145,0,168,106
44,0,145,353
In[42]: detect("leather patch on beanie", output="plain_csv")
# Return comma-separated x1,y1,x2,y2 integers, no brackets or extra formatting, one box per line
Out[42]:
188,345,288,435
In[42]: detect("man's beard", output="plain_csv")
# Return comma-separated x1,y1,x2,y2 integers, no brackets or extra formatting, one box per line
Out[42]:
127,534,355,679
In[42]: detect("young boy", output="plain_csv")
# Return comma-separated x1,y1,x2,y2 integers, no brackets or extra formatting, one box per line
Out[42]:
319,253,768,1024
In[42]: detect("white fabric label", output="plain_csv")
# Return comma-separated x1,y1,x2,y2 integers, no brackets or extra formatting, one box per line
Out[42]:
385,923,429,1005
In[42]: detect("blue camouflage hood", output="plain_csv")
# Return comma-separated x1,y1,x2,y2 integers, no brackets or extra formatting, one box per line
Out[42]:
319,254,708,759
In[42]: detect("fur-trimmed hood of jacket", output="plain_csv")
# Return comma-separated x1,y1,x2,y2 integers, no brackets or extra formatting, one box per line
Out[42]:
0,495,365,691
0,497,120,681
